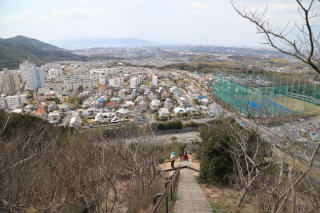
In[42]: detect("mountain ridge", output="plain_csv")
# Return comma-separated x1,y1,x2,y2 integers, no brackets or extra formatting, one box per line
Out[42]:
0,35,87,69
52,37,156,50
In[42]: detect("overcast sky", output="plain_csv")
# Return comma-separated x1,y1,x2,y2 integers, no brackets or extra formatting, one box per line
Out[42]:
0,0,306,47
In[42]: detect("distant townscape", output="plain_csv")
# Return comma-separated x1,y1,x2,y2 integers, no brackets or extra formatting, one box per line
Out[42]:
0,59,221,127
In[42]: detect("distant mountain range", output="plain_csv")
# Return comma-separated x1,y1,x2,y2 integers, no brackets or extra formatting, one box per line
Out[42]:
52,37,156,50
0,35,87,69
0,35,284,70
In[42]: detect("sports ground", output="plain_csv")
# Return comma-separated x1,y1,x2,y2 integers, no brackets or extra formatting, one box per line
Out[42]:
271,97,320,113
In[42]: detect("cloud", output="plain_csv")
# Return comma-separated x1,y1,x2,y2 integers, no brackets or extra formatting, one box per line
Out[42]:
52,8,89,18
189,2,208,10
175,12,183,18
189,2,209,17
0,0,297,47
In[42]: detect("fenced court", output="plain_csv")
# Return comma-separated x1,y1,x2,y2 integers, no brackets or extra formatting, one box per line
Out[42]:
212,70,320,117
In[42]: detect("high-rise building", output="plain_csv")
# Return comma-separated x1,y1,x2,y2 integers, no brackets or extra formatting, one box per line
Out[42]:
48,68,63,82
19,61,45,91
130,77,139,88
1,69,20,96
152,74,158,86
109,77,123,88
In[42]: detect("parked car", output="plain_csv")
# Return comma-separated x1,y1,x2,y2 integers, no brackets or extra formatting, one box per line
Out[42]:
187,137,194,143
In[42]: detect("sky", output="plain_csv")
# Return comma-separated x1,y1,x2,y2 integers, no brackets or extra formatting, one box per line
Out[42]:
0,0,308,47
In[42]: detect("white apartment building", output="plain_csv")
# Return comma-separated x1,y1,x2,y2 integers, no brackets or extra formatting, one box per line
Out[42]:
99,77,108,85
74,69,90,79
109,77,123,88
48,68,63,82
90,68,118,80
90,68,120,85
130,77,139,88
63,77,97,90
20,61,36,82
20,61,45,91
152,74,158,86
0,94,27,110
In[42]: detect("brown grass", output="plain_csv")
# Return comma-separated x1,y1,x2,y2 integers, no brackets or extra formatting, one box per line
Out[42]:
199,183,259,213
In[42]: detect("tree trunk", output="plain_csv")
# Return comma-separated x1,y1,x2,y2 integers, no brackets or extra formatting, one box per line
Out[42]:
236,187,249,207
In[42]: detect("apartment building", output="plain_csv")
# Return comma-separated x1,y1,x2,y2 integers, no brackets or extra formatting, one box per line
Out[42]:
0,69,20,95
0,94,27,110
20,61,45,91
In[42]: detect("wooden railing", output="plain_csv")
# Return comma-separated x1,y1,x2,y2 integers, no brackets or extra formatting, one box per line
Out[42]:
151,165,181,213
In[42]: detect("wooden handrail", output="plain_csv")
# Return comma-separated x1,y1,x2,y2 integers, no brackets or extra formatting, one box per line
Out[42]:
151,165,181,213
161,165,200,173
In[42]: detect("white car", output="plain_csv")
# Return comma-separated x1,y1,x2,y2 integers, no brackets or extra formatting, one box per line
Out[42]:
187,138,194,143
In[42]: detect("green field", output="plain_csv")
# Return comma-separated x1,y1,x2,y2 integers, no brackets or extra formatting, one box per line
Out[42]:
271,97,320,113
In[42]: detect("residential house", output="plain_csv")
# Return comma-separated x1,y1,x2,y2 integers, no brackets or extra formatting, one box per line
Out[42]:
123,101,135,108
106,102,117,109
34,108,47,120
116,108,129,117
60,103,69,112
137,101,148,112
48,103,59,112
164,99,174,109
158,107,170,120
24,104,35,113
187,106,200,115
82,108,99,118
95,112,116,123
134,114,147,123
150,99,161,111
47,111,61,124
174,107,187,116
209,106,223,117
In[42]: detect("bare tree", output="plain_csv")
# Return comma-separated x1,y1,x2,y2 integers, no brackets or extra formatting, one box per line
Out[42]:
229,109,320,212
227,119,274,207
231,0,320,73
104,125,162,212
0,110,163,213
257,142,320,213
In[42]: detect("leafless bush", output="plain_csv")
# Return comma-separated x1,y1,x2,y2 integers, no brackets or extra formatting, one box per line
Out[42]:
228,110,320,212
0,111,163,213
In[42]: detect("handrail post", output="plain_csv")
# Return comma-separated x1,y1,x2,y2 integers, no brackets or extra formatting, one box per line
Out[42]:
151,165,182,213
165,194,169,213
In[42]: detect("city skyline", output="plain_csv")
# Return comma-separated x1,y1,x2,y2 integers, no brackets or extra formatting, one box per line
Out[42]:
0,0,302,47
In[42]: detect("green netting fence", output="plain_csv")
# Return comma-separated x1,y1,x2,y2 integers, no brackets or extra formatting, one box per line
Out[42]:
212,74,320,116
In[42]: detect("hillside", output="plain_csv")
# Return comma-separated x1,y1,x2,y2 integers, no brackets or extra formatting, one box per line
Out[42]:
0,35,87,69
0,110,163,212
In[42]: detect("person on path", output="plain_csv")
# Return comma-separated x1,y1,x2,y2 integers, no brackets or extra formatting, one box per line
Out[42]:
182,148,188,161
170,151,176,168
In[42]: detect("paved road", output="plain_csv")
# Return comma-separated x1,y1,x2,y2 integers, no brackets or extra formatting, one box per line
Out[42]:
174,161,212,213
157,131,201,144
